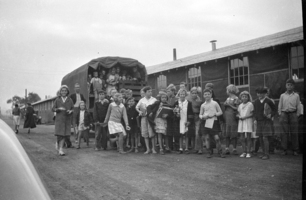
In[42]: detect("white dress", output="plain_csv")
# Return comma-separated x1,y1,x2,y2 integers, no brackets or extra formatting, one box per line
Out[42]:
237,102,254,133
179,100,188,134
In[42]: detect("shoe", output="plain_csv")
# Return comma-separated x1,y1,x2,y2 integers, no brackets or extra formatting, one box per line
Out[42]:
281,151,287,156
59,150,65,156
119,150,127,154
193,150,199,154
178,149,183,154
240,153,246,158
219,153,225,158
135,148,139,153
246,153,251,158
232,149,238,155
198,150,203,155
160,150,165,155
207,153,212,158
258,154,264,158
225,149,230,155
293,151,298,156
94,148,100,151
152,149,157,154
76,146,80,149
261,155,269,160
144,150,150,154
185,150,189,154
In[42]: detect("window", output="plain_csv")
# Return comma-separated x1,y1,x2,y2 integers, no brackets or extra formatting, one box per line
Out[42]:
291,45,304,80
229,57,249,86
157,74,167,89
188,67,201,89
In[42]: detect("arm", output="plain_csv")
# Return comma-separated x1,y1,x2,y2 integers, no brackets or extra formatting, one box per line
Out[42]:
199,104,205,119
296,95,301,117
52,98,60,113
81,94,86,103
122,107,129,127
278,94,283,115
93,102,98,123
214,102,223,117
267,99,276,118
103,104,112,123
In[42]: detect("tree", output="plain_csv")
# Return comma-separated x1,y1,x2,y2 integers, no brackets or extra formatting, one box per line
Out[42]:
7,92,41,106
27,92,41,103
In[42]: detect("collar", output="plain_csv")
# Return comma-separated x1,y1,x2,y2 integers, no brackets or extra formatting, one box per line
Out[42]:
111,102,124,108
61,96,67,101
285,91,295,95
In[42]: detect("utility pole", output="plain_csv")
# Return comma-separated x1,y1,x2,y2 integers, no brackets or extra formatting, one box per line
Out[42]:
25,89,27,104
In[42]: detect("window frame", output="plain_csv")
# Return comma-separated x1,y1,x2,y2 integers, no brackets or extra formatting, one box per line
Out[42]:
290,44,304,82
187,66,201,90
228,57,250,88
156,74,167,90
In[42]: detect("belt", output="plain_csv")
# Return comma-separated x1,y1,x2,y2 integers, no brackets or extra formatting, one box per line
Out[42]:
282,110,297,114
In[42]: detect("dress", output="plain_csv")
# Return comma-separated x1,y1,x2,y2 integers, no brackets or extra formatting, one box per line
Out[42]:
23,106,36,129
237,102,254,133
52,97,74,137
224,96,240,138
179,100,188,134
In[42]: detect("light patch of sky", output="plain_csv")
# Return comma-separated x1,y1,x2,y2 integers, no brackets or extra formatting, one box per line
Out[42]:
0,0,302,112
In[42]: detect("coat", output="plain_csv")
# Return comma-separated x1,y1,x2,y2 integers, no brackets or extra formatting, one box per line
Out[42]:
23,106,36,129
69,93,86,104
76,110,93,128
173,100,194,137
52,97,74,136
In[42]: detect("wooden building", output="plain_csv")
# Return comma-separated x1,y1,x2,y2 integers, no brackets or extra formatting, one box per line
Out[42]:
147,26,304,103
32,97,56,124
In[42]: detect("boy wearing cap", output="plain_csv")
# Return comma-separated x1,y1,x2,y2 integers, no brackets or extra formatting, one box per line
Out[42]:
253,87,276,160
278,79,301,156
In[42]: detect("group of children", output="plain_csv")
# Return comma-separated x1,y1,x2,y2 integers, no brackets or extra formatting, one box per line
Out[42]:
87,66,142,100
54,78,302,160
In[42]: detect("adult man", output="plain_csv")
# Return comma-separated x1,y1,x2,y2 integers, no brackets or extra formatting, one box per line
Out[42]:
69,83,86,143
278,79,301,156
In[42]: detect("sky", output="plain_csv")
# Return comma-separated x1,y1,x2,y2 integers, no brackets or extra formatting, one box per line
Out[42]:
0,0,303,112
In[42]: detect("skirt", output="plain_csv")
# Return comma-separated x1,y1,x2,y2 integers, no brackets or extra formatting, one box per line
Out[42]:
108,121,126,136
13,115,20,126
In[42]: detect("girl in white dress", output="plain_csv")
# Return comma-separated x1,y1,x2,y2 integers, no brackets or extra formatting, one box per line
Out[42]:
237,91,253,158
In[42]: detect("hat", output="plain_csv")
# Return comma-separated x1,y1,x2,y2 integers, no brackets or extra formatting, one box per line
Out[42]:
59,85,70,96
255,87,267,94
205,83,214,89
286,79,295,85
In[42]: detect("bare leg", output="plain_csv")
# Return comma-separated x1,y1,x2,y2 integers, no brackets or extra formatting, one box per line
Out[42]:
151,136,157,153
158,133,163,151
59,139,65,155
246,133,251,153
144,138,150,154
179,136,183,151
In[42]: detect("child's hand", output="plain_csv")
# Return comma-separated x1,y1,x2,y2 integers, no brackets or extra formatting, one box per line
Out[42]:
66,110,73,115
149,113,153,117
126,125,131,131
185,122,190,127
266,114,271,119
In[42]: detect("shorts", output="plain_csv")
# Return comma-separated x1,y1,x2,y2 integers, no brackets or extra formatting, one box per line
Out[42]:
225,124,238,138
127,123,138,138
256,120,273,137
200,120,220,136
239,132,257,138
141,117,154,138
13,115,20,126
203,127,219,136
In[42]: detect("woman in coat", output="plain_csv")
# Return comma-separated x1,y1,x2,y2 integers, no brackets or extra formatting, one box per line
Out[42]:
23,103,36,133
52,85,74,156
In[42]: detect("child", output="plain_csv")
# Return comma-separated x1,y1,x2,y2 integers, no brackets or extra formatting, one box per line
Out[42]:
115,67,121,81
173,89,194,154
199,89,225,158
175,82,190,99
147,91,171,155
93,90,109,150
76,101,93,149
126,97,139,153
52,85,74,156
108,88,118,103
278,79,301,156
237,91,254,158
122,70,127,81
120,88,127,105
136,86,157,154
224,84,240,155
87,74,92,94
103,93,130,154
12,104,21,133
100,70,107,90
254,87,276,160
132,67,141,82
90,71,103,100
106,67,118,96
190,87,203,154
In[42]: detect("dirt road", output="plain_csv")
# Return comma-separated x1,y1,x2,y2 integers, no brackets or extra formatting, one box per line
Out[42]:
2,116,302,200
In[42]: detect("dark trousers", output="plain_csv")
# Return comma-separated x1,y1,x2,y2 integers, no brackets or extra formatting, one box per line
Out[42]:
95,124,108,149
280,112,299,151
